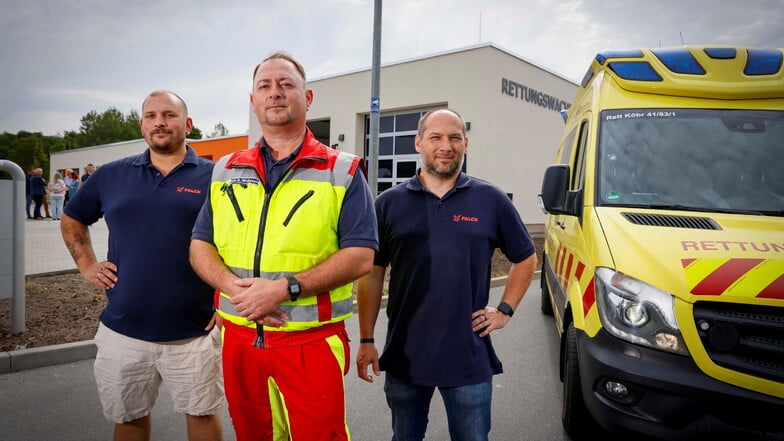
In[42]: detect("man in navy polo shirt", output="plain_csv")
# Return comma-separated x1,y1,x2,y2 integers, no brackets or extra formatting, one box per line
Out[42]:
61,90,224,441
356,108,538,441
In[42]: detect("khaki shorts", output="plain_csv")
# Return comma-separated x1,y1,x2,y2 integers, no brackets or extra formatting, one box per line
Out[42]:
93,322,224,423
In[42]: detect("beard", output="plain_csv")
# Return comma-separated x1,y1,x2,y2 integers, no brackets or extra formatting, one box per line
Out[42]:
146,130,184,154
423,154,463,179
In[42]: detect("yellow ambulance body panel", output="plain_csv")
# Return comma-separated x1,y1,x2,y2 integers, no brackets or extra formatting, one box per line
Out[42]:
539,46,784,441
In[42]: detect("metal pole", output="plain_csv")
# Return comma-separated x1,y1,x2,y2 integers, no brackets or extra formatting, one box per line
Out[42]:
0,160,26,335
368,0,382,197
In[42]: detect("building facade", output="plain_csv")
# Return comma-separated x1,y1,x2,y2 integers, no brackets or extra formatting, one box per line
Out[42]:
249,43,578,231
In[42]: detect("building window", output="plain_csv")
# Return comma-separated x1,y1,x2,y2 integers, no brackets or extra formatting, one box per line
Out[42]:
365,108,467,195
365,110,424,195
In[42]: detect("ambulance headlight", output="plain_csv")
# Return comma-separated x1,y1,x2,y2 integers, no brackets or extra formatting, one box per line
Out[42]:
594,267,689,356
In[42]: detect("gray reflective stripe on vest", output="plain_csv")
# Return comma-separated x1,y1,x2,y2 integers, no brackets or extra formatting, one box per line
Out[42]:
285,151,357,187
218,295,353,322
335,151,358,187
227,265,282,280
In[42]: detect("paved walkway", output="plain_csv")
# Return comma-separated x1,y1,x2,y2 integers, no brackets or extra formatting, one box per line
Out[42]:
24,216,108,276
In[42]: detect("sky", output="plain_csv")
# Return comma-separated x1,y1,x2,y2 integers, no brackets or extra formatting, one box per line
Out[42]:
1,0,782,137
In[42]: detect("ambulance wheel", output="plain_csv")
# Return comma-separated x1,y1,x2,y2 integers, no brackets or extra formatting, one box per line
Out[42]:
562,322,598,439
540,261,553,316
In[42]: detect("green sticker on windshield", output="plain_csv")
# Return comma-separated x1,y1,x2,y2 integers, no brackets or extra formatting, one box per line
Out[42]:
606,191,620,201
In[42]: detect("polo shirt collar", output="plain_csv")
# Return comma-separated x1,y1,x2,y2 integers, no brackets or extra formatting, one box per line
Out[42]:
407,170,471,192
260,138,303,166
132,145,200,167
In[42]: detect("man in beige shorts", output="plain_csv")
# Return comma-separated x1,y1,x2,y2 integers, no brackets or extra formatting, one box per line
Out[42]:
61,90,224,440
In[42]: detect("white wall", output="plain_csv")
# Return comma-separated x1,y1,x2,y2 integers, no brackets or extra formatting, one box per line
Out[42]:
50,139,148,179
249,44,578,231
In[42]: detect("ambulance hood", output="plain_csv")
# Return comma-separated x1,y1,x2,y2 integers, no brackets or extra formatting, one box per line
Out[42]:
596,208,784,304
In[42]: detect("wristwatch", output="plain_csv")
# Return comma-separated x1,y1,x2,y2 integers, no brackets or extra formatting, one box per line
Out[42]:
286,276,302,301
497,302,514,317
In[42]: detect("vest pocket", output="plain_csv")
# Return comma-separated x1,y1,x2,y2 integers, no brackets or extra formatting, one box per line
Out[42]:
221,182,246,222
283,190,314,226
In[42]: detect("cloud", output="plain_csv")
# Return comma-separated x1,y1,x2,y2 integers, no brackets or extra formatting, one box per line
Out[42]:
0,0,782,136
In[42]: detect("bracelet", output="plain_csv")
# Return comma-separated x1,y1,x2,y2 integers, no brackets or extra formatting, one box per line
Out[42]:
360,338,375,344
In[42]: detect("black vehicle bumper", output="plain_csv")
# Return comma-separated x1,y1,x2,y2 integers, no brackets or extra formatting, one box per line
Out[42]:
576,328,784,441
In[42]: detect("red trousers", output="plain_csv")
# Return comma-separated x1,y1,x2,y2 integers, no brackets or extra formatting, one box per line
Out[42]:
222,321,351,441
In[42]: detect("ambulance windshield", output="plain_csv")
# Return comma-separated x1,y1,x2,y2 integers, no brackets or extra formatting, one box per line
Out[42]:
597,109,784,215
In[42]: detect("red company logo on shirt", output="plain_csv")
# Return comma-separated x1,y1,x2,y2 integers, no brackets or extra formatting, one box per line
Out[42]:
176,186,202,194
453,214,479,223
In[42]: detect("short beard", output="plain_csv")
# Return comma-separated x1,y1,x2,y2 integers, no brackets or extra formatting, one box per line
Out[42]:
423,156,463,179
146,132,184,155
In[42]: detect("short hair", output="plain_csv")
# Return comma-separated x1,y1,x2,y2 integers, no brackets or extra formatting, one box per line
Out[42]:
252,51,307,84
142,90,188,115
418,109,467,137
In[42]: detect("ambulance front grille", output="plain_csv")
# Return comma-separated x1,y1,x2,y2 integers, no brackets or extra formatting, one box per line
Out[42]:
622,212,721,230
693,302,784,384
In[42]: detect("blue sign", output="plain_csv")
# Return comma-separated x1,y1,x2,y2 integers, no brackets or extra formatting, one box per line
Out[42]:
370,97,380,113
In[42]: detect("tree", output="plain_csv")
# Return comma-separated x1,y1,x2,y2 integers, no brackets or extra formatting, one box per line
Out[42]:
208,122,229,138
7,133,48,172
0,106,146,179
189,126,203,139
74,107,141,148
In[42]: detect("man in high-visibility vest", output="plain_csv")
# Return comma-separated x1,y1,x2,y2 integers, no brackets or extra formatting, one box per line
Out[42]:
190,51,378,441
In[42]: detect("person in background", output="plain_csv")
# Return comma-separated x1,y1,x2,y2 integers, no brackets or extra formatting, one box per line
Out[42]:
356,108,538,441
66,169,80,204
29,168,47,220
25,168,34,219
47,172,67,221
81,163,95,186
63,168,74,205
190,51,378,441
61,90,224,441
42,172,52,218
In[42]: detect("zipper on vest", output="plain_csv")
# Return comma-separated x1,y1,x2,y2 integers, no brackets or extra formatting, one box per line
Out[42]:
282,190,315,226
221,181,246,222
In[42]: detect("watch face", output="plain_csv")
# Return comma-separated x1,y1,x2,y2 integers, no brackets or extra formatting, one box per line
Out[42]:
287,276,301,297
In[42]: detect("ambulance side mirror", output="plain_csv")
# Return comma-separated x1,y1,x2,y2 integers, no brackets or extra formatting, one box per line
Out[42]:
539,165,579,216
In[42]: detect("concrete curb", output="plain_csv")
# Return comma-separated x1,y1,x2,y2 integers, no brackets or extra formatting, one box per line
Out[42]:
0,340,96,374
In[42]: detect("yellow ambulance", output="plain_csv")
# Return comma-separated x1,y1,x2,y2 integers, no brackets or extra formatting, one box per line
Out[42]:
538,46,784,440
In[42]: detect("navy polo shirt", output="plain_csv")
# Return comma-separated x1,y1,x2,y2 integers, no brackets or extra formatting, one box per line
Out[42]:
375,172,536,387
64,147,216,342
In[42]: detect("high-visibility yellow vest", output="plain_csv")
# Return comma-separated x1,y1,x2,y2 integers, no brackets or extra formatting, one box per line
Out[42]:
209,129,363,331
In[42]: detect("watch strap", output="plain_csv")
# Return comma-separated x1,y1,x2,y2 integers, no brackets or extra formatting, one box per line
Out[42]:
497,301,514,317
286,275,301,301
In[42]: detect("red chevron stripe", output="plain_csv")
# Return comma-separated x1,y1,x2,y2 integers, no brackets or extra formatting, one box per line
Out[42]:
691,259,764,295
558,246,568,285
758,273,784,299
583,277,596,316
575,261,585,280
564,253,574,290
